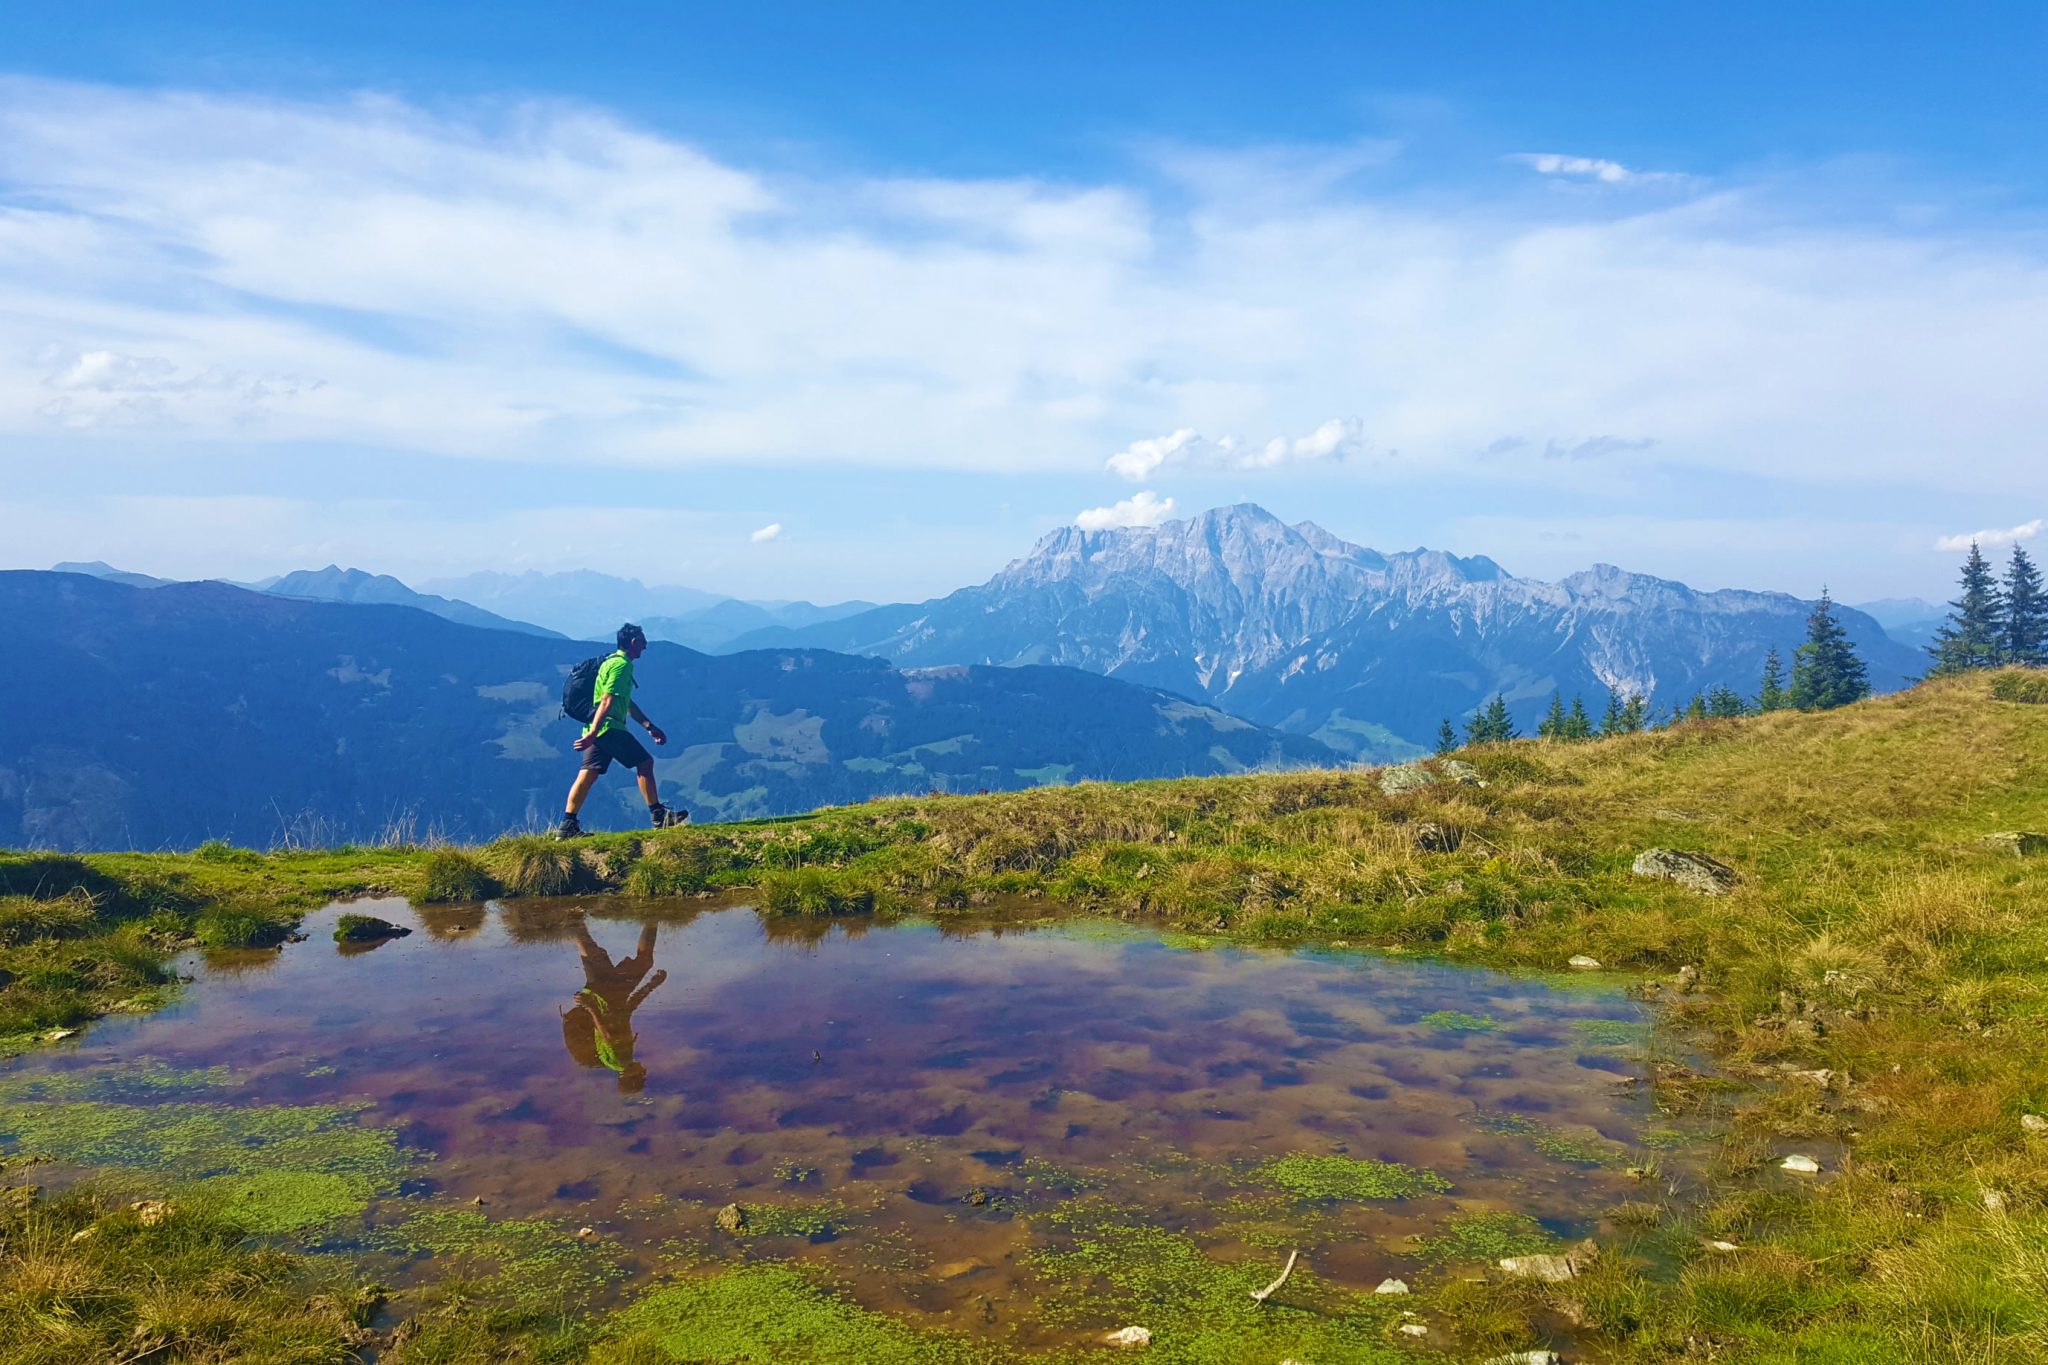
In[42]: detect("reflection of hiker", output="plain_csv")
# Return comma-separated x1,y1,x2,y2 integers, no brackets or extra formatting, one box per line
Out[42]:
561,920,667,1094
559,623,687,838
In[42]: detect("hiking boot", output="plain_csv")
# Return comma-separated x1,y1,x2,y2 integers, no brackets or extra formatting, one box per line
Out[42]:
649,804,689,829
556,812,585,840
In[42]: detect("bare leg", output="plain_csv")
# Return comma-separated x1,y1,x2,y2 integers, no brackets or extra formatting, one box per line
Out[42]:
636,759,659,810
565,767,599,815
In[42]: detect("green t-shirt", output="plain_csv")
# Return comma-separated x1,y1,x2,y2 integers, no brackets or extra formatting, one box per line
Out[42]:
590,651,635,736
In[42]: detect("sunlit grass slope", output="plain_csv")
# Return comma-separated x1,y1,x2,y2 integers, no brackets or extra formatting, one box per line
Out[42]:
2,669,2046,1361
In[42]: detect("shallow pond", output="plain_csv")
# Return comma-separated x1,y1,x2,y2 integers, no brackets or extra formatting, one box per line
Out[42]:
2,900,1695,1359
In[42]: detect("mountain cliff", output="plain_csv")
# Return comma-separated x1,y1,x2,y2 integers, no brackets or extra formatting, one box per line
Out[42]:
731,504,1922,758
0,571,1332,851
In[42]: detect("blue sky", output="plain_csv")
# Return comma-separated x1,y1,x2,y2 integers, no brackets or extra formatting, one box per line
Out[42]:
2,3,2044,603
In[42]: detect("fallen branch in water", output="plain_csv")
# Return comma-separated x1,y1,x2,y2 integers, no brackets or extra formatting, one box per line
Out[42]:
1250,1248,1299,1304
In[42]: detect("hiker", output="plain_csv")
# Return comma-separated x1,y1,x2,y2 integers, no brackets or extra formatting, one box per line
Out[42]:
559,623,687,838
560,918,666,1094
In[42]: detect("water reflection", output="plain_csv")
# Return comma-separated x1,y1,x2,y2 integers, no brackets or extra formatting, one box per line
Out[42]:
561,919,667,1094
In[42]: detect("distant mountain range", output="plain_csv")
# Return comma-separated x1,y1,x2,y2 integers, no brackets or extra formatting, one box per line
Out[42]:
418,569,873,647
721,505,1925,759
1851,597,1947,653
1,571,1330,851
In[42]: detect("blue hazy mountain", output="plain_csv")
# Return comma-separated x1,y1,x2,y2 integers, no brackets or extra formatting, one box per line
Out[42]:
0,570,1333,851
729,504,1924,759
1853,596,1947,653
262,566,564,638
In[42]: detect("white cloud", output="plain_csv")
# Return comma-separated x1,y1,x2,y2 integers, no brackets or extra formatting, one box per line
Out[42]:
1936,519,2042,552
1105,419,1363,480
749,522,784,543
0,76,2042,517
1077,490,1177,531
1514,152,1657,184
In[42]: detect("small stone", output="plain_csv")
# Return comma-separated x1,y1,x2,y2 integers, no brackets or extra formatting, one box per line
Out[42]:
1498,1252,1580,1282
1378,764,1439,796
575,1226,596,1240
1980,832,2048,858
715,1202,748,1234
1411,821,1463,853
1399,1323,1430,1337
69,1226,95,1243
470,1196,486,1206
1790,1069,1836,1090
1982,1188,2009,1213
1567,955,1602,971
1703,1239,1741,1253
1440,759,1486,786
2021,1114,2048,1136
1484,1353,1561,1365
1780,1154,1822,1174
42,1028,77,1042
1104,1325,1151,1347
1676,964,1699,992
962,1187,993,1207
1373,1277,1409,1294
1632,847,1739,896
129,1199,174,1226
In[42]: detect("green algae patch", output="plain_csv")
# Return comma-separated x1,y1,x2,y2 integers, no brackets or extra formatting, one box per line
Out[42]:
1252,1153,1452,1202
1469,1109,1629,1168
1420,1009,1498,1032
388,1208,622,1307
1571,1017,1651,1048
1412,1209,1555,1264
189,1170,372,1234
607,1264,988,1364
742,1198,850,1241
1029,1204,1409,1364
0,1058,233,1102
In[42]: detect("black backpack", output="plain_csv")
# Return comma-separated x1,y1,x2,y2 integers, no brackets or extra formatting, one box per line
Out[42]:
562,655,605,724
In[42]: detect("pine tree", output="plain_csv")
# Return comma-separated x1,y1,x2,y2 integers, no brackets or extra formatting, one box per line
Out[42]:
1435,718,1458,755
1620,694,1648,733
1599,688,1626,737
1684,694,1708,723
1565,695,1593,740
1757,646,1788,712
1706,685,1749,719
2004,544,2047,666
1928,542,2006,674
1465,693,1517,743
1537,691,1567,740
1790,589,1871,711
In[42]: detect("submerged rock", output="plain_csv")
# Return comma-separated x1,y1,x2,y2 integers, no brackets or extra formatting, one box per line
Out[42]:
1632,848,1738,895
1982,831,2048,858
332,914,412,944
1104,1325,1151,1347
714,1202,748,1234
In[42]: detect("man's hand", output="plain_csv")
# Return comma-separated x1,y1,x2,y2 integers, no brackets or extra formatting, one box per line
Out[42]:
573,733,595,752
645,723,668,746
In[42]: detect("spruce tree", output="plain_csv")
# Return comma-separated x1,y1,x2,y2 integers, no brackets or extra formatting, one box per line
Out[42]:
1565,695,1593,740
1928,541,2005,674
1538,692,1567,740
1790,589,1871,710
1484,693,1517,741
1620,694,1648,733
2004,544,2047,666
1435,718,1458,756
1758,646,1788,711
1706,685,1748,719
1599,688,1626,737
1684,694,1708,723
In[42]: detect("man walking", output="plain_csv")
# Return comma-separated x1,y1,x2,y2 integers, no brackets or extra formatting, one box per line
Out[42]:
558,624,687,838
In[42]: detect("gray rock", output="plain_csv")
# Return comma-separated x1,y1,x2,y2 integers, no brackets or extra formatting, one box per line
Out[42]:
1379,764,1438,795
1981,832,2048,858
1440,759,1486,786
1411,822,1463,853
1632,848,1739,896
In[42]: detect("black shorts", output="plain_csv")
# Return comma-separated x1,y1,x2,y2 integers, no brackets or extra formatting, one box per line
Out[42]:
580,727,652,774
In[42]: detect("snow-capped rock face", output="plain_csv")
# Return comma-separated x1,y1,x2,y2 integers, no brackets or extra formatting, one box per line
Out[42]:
734,505,1921,759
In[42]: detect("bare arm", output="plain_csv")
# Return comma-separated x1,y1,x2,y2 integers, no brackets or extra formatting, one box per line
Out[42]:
629,701,666,746
574,694,617,750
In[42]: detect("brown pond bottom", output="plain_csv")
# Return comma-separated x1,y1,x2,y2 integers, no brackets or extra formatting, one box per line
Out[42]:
5,899,1691,1353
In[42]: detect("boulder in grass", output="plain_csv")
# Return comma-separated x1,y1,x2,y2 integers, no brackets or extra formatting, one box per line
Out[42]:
1981,832,2048,858
1378,764,1438,796
332,914,412,944
1632,848,1739,895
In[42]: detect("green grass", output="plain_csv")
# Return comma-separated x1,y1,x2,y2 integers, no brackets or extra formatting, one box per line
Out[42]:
2,672,2048,1359
1990,666,2048,704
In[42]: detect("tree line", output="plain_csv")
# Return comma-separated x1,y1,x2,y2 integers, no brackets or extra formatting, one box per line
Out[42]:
1436,540,2044,753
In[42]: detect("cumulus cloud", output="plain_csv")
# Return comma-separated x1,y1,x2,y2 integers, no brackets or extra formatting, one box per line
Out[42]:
1936,519,2042,552
1513,152,1660,184
749,522,784,543
0,76,2043,514
1105,419,1363,480
1076,490,1177,531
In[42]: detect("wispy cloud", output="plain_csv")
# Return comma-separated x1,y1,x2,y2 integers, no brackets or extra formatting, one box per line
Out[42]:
1512,152,1671,184
1105,419,1363,480
1936,519,2042,552
1077,490,1177,531
749,522,784,543
0,76,2043,511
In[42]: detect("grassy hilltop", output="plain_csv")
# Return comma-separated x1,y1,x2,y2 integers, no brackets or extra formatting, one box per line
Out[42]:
3,670,2047,1362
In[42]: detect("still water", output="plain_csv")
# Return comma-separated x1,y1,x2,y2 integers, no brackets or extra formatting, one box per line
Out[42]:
6,899,1684,1352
